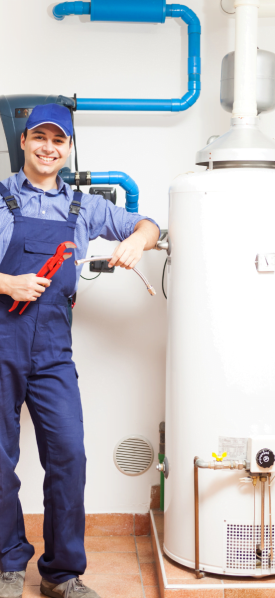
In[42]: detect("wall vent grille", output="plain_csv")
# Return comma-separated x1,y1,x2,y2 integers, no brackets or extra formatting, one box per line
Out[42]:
114,435,154,476
224,521,275,574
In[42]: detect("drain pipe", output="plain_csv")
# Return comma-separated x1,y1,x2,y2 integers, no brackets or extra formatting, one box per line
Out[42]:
221,0,275,17
232,0,260,118
52,1,201,113
59,169,139,213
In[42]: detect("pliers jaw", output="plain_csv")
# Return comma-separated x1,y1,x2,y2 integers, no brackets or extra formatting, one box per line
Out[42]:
9,241,77,315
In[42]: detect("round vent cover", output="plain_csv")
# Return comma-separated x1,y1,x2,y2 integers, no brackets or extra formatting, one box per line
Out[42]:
114,435,154,476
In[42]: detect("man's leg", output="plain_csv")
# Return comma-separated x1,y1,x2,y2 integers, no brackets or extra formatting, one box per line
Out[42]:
0,302,35,574
26,304,87,584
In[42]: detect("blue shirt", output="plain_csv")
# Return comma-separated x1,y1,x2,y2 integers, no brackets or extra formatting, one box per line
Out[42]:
0,169,159,293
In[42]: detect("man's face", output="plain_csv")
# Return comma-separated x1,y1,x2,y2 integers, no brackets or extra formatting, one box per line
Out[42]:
21,123,73,177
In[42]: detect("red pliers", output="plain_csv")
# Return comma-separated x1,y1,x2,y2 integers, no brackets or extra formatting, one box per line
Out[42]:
9,241,77,315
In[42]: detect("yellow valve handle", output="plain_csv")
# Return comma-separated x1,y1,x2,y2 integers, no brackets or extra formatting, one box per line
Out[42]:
212,452,227,462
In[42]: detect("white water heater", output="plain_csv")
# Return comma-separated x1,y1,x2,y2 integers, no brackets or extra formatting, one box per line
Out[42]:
162,0,275,577
164,166,275,576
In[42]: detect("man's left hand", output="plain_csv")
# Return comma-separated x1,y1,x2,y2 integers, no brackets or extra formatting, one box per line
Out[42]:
108,220,159,270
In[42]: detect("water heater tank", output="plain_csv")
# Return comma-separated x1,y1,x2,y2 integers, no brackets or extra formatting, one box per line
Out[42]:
165,167,275,576
221,49,275,114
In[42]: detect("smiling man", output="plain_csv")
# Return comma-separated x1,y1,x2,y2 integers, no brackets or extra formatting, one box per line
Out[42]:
0,104,160,598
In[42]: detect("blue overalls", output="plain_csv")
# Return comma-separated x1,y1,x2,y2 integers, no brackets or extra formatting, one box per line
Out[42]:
0,183,87,583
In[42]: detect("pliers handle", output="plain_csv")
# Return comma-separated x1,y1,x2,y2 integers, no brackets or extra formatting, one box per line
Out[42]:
9,241,77,315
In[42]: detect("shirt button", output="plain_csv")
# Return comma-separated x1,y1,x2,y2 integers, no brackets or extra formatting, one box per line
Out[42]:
42,211,45,215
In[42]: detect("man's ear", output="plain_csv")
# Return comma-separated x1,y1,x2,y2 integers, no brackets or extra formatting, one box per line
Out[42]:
20,133,26,151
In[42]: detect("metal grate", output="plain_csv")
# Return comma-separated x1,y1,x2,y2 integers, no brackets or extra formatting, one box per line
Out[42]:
113,435,154,476
225,522,275,573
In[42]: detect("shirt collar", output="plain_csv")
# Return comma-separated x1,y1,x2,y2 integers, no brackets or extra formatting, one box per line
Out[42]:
16,167,69,198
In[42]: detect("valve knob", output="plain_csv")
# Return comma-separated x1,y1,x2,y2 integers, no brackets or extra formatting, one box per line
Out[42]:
212,452,227,462
256,448,275,469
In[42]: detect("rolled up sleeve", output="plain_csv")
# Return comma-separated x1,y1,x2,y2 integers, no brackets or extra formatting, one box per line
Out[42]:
88,195,160,242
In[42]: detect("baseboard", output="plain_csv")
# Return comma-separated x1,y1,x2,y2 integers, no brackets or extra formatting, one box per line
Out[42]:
23,513,150,538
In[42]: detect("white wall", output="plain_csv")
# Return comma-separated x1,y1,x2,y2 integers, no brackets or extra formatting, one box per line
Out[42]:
1,0,275,513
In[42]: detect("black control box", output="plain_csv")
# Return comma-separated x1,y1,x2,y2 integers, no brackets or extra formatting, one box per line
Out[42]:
89,187,117,205
89,259,115,274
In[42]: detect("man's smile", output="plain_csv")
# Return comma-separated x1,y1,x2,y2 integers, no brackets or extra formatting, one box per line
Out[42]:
36,155,58,163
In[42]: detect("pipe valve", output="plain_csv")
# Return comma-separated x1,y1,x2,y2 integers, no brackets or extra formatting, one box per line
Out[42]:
156,463,165,473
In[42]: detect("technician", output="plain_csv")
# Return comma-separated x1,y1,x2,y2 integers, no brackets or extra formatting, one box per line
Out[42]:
0,103,160,598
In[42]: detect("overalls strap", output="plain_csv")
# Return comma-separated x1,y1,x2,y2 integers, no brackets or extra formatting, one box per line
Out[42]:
67,191,82,229
0,182,22,217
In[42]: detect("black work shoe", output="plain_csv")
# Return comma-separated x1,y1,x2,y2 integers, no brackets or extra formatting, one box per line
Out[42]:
40,577,102,598
0,571,26,598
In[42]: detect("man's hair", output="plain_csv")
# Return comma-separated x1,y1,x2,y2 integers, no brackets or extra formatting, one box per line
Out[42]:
23,128,72,144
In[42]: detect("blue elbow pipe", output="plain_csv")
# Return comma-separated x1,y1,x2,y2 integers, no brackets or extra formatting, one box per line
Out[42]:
60,170,139,213
52,1,201,112
53,1,90,20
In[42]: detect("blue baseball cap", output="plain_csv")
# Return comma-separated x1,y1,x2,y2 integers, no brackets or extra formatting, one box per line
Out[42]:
26,103,73,138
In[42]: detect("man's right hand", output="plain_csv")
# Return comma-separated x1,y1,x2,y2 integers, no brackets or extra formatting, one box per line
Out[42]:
0,273,51,302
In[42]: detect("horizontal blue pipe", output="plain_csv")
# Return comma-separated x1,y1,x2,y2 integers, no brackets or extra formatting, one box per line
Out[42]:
60,170,139,213
53,1,90,20
52,1,200,112
77,91,200,112
90,0,166,23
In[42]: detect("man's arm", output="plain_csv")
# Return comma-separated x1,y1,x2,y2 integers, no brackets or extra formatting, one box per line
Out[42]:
108,219,160,270
0,273,51,301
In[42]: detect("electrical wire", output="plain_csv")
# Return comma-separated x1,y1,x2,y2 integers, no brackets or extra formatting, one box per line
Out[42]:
75,256,156,296
70,99,80,190
80,273,101,281
162,258,168,299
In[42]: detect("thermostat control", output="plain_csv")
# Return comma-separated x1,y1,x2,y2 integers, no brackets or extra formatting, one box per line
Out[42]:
248,436,275,473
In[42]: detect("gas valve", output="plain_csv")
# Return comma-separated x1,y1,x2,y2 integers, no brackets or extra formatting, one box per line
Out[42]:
212,452,227,462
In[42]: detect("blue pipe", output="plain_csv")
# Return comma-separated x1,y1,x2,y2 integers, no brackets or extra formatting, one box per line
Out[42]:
53,1,90,20
60,170,139,213
52,2,201,112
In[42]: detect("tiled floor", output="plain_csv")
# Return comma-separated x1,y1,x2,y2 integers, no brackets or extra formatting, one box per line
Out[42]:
23,534,160,598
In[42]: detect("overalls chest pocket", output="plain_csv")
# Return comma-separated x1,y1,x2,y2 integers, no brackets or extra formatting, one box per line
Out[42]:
23,238,61,276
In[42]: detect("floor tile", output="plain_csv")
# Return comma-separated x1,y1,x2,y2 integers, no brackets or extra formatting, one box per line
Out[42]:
165,590,223,598
85,551,140,576
27,537,43,543
29,542,44,563
166,577,223,585
81,574,143,598
25,565,41,586
140,563,158,586
163,556,199,581
22,587,41,598
224,591,275,598
85,514,134,536
223,576,275,583
84,535,136,552
136,537,154,563
144,587,160,598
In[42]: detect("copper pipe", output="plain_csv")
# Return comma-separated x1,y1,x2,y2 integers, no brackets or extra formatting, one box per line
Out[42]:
194,456,205,579
269,474,274,561
260,477,267,551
